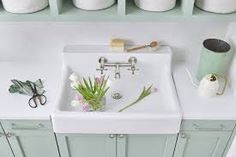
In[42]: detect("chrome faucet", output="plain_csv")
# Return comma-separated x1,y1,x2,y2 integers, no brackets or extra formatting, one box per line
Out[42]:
114,64,121,79
96,57,138,79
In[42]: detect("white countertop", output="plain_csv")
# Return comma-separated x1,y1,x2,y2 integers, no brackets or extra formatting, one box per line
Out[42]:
0,61,62,120
173,63,236,120
0,59,236,120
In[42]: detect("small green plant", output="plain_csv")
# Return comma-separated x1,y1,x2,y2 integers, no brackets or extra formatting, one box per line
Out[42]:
70,73,109,111
118,85,157,112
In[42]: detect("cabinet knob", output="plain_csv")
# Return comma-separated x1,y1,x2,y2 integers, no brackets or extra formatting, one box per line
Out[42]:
180,133,186,139
119,134,125,138
6,133,14,138
109,134,116,138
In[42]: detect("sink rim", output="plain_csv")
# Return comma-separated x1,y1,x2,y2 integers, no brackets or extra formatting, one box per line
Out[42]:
52,45,182,134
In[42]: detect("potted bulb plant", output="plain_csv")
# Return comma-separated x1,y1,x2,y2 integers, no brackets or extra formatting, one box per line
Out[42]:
69,73,109,112
2,0,49,14
72,0,115,11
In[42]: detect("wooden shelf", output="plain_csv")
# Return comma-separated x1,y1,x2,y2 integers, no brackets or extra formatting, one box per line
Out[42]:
0,0,235,21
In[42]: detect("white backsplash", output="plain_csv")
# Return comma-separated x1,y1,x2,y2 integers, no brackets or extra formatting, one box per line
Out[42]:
0,22,229,66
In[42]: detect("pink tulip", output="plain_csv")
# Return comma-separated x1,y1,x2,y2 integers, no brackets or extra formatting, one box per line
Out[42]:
152,87,158,93
75,94,83,101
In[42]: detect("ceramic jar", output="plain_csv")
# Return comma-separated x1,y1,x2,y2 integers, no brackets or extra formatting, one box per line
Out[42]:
134,0,176,12
195,0,236,14
2,0,49,14
72,0,115,10
196,39,233,81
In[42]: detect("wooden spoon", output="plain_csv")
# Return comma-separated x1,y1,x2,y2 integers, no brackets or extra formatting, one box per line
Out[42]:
127,41,159,52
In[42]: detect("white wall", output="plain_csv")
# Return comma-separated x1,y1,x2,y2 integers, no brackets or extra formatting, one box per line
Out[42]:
0,22,229,67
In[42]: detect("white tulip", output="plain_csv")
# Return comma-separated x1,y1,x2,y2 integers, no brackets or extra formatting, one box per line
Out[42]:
71,100,80,107
70,82,79,89
69,73,79,82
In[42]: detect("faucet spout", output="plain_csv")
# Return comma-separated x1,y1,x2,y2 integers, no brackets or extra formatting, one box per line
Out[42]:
114,64,121,79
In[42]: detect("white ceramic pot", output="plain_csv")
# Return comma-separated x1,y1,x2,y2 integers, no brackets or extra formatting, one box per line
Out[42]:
2,0,49,14
198,74,227,97
134,0,176,12
195,0,236,14
72,0,115,10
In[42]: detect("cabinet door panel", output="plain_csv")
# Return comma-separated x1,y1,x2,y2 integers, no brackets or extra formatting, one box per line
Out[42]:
1,120,59,157
118,134,177,157
57,134,116,157
0,125,14,157
7,131,59,157
174,131,231,157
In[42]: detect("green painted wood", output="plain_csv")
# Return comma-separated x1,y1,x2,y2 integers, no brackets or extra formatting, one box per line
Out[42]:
49,0,62,15
1,120,59,157
117,134,177,157
0,0,236,21
174,131,232,157
181,0,195,15
56,134,116,157
223,124,236,157
117,135,126,157
118,0,126,16
180,120,236,131
0,123,14,157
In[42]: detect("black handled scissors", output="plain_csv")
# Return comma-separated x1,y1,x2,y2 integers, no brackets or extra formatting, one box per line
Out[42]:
27,81,47,108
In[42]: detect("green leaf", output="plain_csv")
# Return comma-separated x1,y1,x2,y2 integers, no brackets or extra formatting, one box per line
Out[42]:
118,85,153,112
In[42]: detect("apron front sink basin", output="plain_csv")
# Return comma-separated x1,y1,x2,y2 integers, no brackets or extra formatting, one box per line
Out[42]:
52,45,181,134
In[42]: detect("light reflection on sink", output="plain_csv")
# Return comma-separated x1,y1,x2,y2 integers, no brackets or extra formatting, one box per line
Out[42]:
52,45,182,134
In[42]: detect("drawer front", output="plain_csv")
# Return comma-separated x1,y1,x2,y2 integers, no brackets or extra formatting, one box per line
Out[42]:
1,120,53,131
181,120,236,131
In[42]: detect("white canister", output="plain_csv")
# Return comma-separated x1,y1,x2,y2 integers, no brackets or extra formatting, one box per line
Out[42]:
134,0,176,12
72,0,115,10
198,74,227,97
2,0,49,14
195,0,236,14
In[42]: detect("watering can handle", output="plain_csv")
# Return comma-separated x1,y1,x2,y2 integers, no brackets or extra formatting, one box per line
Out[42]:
215,74,227,95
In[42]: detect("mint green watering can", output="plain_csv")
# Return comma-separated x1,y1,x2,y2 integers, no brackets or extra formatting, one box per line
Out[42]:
196,38,233,81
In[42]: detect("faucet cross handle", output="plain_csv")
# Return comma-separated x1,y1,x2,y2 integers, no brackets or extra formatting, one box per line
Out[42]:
128,67,139,75
96,68,108,75
96,57,108,75
128,57,138,75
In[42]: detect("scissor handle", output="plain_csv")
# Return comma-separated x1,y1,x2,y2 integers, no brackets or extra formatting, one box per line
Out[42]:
39,95,47,106
28,97,38,108
28,94,47,108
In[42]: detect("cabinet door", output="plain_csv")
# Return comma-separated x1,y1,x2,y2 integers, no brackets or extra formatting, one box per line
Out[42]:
1,121,59,157
56,134,116,157
0,125,14,157
117,134,177,157
174,131,232,157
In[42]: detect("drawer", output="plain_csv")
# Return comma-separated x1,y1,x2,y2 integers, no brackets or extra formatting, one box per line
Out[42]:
181,120,236,131
1,120,53,131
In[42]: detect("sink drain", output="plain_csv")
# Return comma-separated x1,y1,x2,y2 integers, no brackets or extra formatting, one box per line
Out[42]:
111,92,123,100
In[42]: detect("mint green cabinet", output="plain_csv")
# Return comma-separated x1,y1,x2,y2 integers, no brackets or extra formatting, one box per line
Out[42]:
1,120,59,157
56,134,116,157
117,134,177,157
0,124,14,157
57,134,177,157
174,131,231,157
174,120,236,157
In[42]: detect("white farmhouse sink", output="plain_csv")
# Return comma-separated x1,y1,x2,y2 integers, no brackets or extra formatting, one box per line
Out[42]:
52,45,182,134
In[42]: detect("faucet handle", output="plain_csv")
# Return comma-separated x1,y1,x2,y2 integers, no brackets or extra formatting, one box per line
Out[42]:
97,57,108,75
127,67,139,75
96,68,108,75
